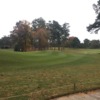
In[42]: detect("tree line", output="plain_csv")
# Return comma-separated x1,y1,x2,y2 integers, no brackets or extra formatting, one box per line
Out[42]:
0,18,70,51
1,32,100,50
1,0,100,51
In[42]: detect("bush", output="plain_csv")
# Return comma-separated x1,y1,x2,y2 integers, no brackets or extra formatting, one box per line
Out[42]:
14,43,22,51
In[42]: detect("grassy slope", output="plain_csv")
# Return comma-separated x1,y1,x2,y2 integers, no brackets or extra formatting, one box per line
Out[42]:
0,49,100,99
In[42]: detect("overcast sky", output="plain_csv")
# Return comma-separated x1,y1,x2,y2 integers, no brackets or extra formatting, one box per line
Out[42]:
0,0,99,42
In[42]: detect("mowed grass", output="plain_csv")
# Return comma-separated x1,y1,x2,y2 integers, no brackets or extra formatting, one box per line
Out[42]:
0,49,100,100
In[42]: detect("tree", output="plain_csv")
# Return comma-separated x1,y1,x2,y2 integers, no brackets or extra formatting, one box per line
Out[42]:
87,0,100,33
47,20,69,50
0,36,12,49
32,17,49,50
10,20,33,51
32,17,46,31
84,39,90,48
90,40,100,48
66,36,81,48
32,28,49,50
61,23,70,48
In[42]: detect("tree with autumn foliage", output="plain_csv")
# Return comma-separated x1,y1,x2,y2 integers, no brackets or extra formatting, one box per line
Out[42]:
32,28,49,50
66,36,81,48
10,20,33,51
32,17,49,50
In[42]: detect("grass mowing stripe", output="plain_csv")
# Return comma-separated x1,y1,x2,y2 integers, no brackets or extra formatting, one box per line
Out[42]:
0,49,100,99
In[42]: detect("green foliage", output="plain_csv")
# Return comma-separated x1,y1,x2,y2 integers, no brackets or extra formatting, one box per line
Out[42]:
90,40,100,48
87,0,100,33
48,20,69,50
0,36,12,49
84,39,90,48
83,39,100,49
32,17,46,31
14,43,22,51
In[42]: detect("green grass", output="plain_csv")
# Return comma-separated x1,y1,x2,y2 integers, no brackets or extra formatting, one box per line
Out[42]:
0,48,100,100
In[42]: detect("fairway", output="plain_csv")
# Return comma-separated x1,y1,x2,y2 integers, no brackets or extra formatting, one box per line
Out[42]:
0,49,100,100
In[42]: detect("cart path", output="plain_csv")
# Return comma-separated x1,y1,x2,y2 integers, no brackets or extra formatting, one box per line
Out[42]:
51,90,100,100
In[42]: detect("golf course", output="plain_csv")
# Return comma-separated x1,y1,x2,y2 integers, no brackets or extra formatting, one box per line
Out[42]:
0,48,100,100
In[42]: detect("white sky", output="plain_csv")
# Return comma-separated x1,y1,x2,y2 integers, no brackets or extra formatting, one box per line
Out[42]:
0,0,99,42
